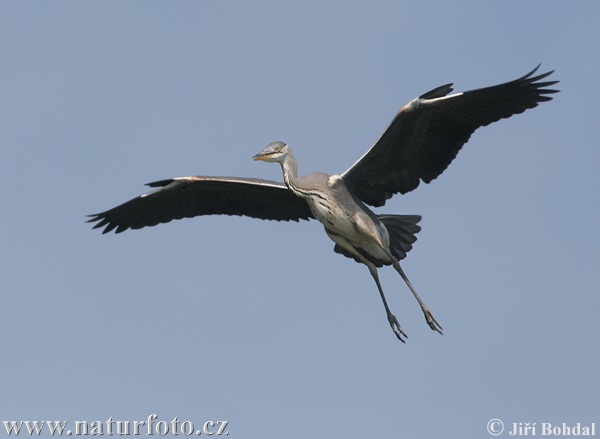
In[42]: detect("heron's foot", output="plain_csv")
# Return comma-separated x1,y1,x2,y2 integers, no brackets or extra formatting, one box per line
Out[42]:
387,313,408,343
422,307,443,335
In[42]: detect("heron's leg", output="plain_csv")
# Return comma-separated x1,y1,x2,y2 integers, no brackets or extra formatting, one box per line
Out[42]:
365,263,408,343
327,230,407,342
382,248,443,334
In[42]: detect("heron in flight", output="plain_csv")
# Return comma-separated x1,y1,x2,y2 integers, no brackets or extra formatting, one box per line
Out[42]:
89,66,558,342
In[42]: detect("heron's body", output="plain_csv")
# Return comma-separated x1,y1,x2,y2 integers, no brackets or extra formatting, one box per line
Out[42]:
88,66,558,342
280,153,391,263
303,175,392,264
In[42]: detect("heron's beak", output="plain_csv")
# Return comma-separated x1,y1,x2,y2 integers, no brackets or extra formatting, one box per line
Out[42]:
252,152,272,161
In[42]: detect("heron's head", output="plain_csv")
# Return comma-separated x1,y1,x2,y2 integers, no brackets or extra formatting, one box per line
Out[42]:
252,141,290,163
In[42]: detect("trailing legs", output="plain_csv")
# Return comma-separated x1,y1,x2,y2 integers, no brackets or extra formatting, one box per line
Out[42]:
381,247,443,334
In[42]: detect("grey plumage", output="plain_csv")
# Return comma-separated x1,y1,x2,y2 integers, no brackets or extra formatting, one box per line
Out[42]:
88,66,558,341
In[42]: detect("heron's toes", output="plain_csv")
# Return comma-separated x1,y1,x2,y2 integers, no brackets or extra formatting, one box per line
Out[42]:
423,309,443,335
388,313,408,343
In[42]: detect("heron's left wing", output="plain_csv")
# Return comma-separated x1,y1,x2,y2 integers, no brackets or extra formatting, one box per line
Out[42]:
341,65,559,207
88,176,314,234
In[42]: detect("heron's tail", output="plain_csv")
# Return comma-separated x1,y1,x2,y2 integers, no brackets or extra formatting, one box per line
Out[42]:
378,214,422,261
333,214,421,267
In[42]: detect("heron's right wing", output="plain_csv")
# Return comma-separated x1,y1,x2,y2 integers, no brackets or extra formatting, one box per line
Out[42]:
87,176,314,234
341,65,558,207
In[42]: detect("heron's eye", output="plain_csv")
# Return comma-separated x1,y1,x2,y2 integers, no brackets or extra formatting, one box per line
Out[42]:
275,146,281,152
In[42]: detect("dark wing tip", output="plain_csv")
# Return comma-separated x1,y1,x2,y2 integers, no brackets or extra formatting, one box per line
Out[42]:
525,63,543,77
523,64,560,93
86,214,104,227
419,83,454,99
146,178,175,188
86,212,129,234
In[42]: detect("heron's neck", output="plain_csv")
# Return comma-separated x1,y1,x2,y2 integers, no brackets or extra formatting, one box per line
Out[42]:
281,151,299,190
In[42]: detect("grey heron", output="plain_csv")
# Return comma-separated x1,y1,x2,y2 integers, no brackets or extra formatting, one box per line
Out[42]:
88,65,558,342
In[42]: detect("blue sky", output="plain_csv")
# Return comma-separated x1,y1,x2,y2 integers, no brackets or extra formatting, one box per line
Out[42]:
1,2,598,438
